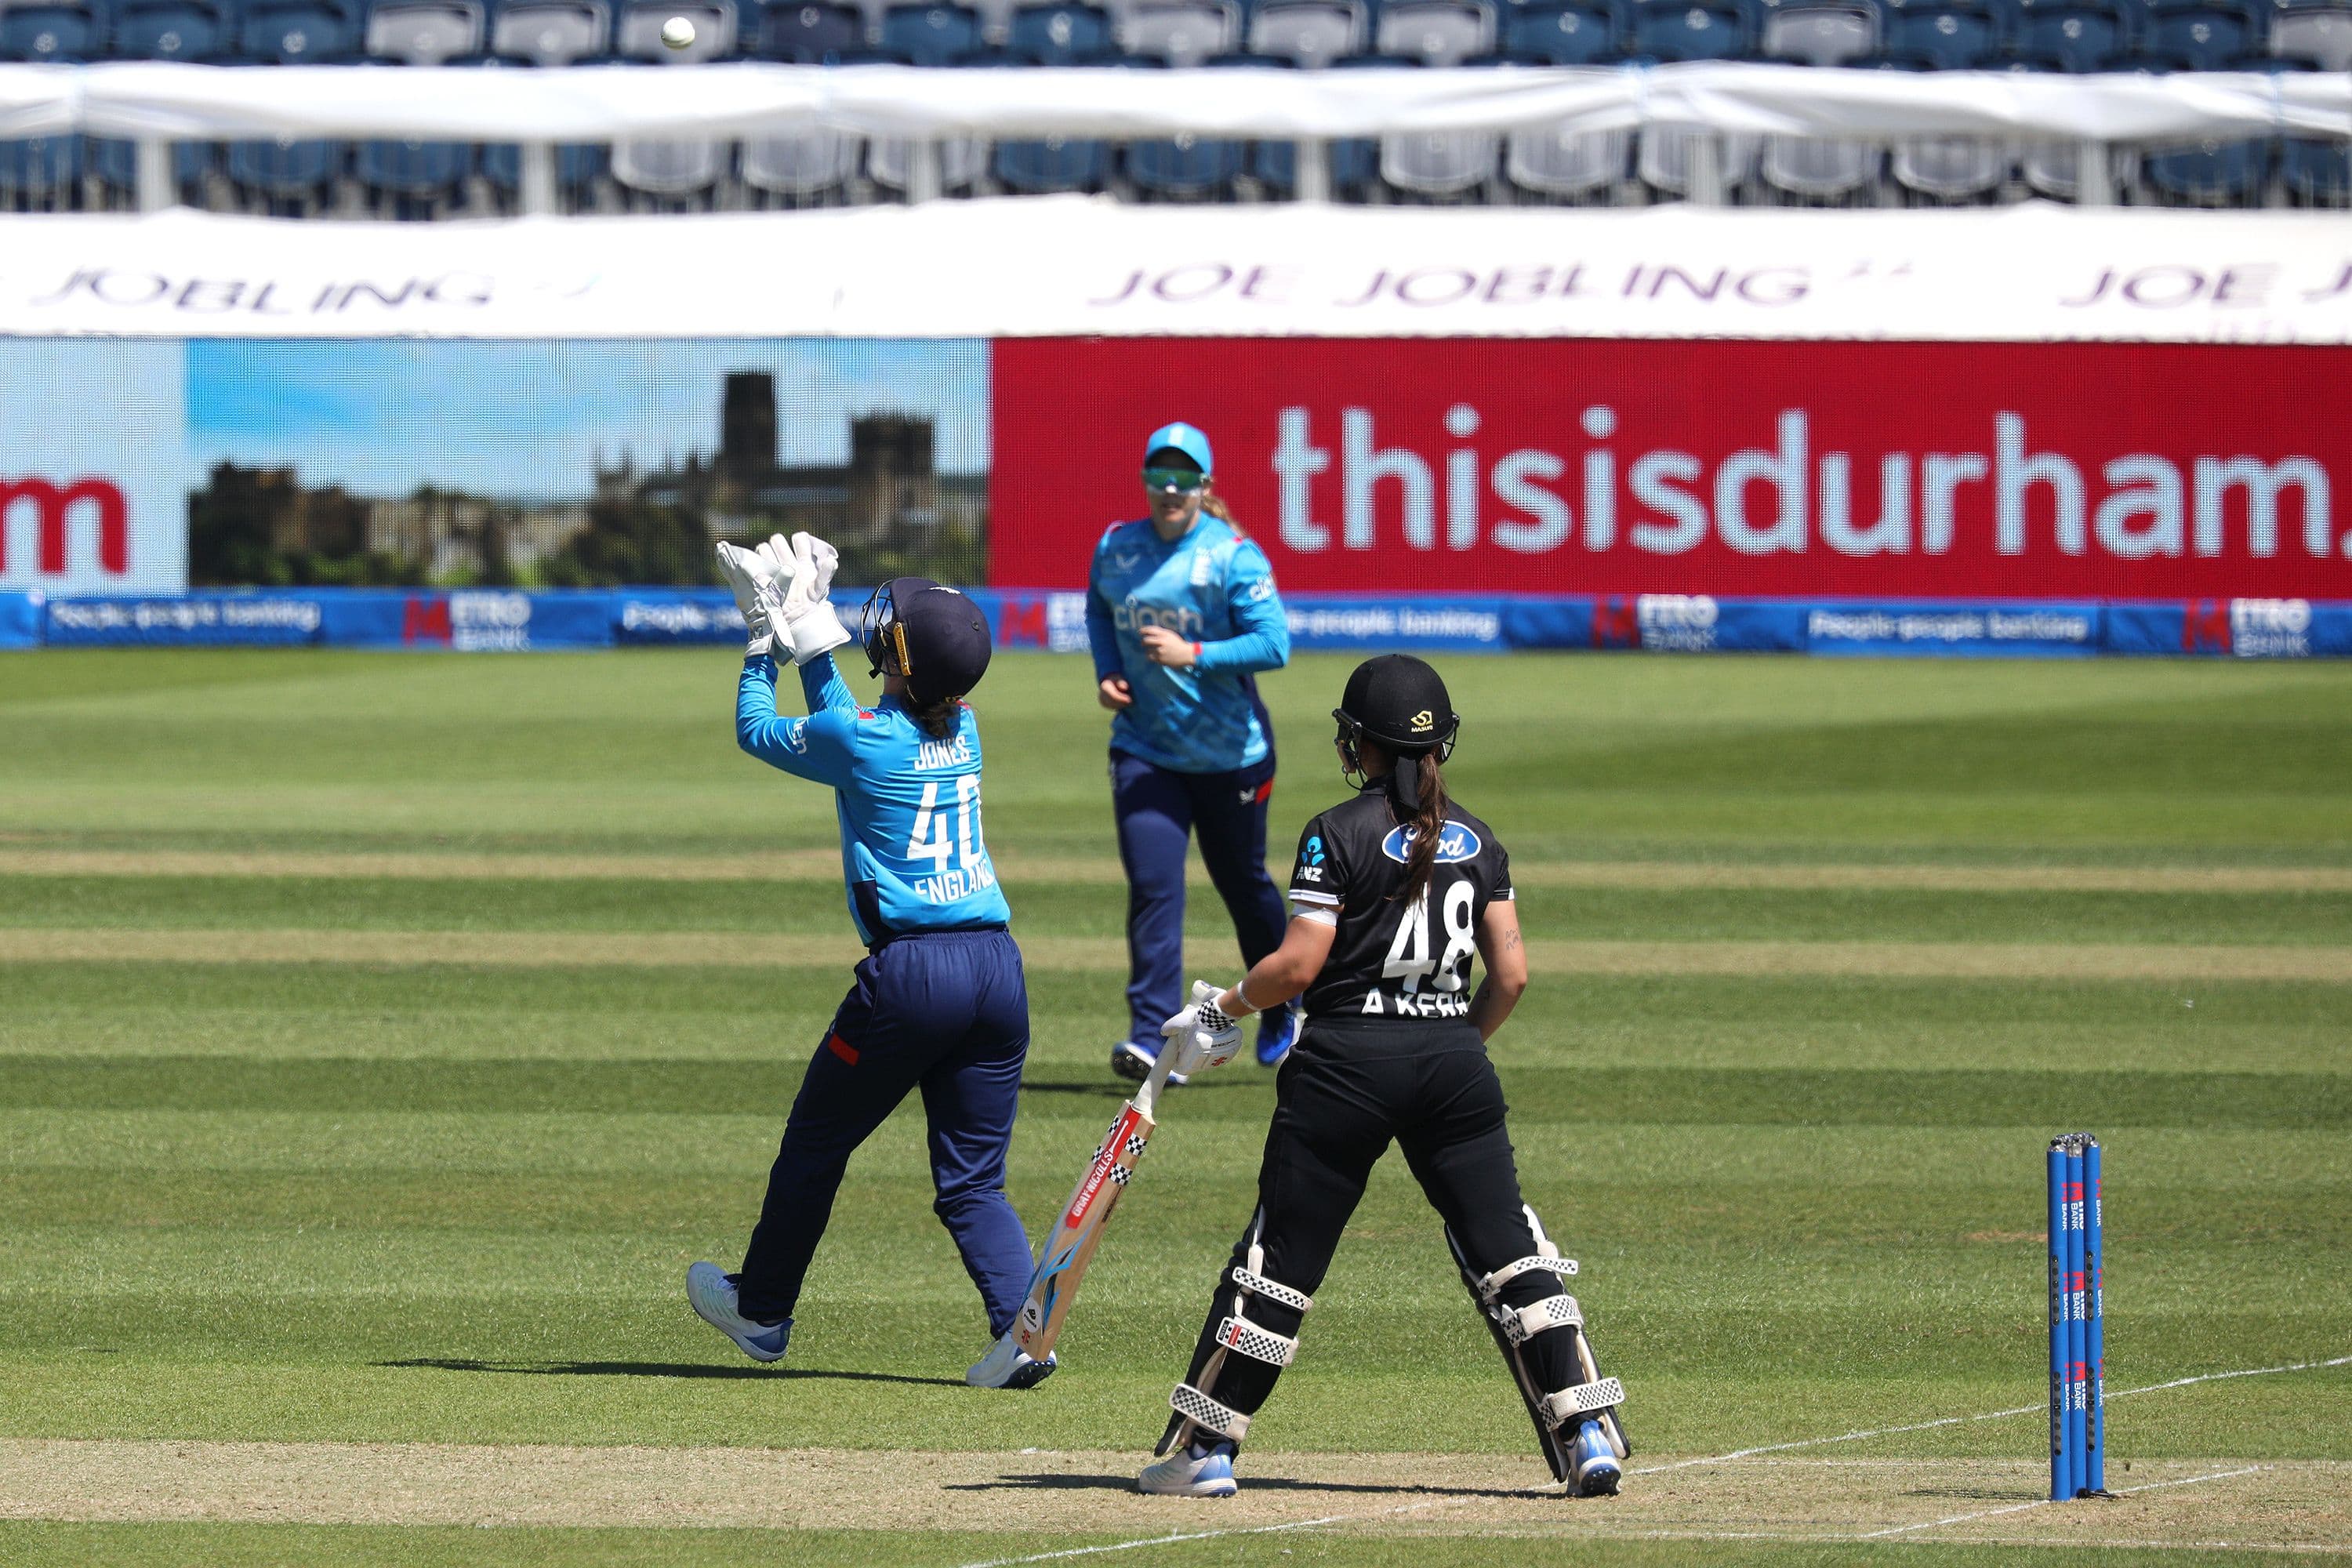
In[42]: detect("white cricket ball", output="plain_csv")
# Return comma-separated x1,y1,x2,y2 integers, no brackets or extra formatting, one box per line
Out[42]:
659,14,696,48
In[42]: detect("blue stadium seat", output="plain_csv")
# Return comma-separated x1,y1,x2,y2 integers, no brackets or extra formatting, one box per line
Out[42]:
1249,135,1377,198
1005,0,1111,56
2270,0,2352,67
756,0,864,55
0,1,100,60
0,134,81,210
227,139,343,214
2136,5,2252,64
110,0,230,58
356,140,474,201
881,2,983,58
235,0,366,60
1631,2,1752,57
2011,6,2125,66
1880,5,1999,64
490,0,611,60
479,140,609,204
85,137,215,202
2281,136,2350,203
2140,137,2271,205
1499,1,1621,57
366,1,489,60
993,134,1109,191
1126,129,1243,198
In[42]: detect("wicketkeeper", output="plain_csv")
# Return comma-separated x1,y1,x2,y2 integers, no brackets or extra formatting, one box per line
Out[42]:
1138,655,1630,1497
684,532,1055,1392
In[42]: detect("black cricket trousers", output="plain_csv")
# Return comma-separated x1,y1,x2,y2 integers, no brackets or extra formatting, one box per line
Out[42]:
1163,1020,1580,1451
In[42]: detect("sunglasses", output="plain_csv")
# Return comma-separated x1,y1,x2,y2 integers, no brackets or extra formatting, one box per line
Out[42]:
1142,466,1206,495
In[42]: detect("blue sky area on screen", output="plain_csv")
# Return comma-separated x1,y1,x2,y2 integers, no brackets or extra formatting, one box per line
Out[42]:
185,339,991,503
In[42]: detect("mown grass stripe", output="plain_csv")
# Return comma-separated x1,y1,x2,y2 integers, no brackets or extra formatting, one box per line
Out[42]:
2,929,2347,982
1,1057,2339,1128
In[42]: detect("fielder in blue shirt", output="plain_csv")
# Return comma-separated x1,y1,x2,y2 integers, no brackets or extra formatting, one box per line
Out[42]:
686,532,1054,1392
1088,422,1296,1084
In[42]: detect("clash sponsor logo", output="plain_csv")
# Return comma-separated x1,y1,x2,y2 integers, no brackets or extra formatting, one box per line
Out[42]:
1380,822,1480,864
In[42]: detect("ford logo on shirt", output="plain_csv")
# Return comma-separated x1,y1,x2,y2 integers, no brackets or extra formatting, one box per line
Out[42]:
1380,822,1480,865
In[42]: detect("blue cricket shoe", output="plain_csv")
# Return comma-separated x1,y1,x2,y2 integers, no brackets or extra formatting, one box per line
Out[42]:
1568,1418,1623,1497
1255,1003,1301,1068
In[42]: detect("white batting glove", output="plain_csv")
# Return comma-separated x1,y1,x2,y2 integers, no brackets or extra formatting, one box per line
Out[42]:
715,539,793,658
1161,980,1243,1078
780,531,853,666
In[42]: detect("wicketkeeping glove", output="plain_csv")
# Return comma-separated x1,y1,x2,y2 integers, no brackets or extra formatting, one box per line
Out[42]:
714,537,794,658
1161,980,1244,1078
782,530,854,666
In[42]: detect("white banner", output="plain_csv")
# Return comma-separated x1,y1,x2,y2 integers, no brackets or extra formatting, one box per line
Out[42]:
2,199,2350,343
0,60,2343,141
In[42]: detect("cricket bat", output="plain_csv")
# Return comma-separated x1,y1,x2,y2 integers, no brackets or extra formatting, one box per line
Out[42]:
1011,1047,1178,1361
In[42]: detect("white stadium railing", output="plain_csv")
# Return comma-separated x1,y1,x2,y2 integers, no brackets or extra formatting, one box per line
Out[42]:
2,60,2347,209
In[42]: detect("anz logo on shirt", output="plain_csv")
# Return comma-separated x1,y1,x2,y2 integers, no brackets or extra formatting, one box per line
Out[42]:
1379,822,1481,865
1296,834,1326,883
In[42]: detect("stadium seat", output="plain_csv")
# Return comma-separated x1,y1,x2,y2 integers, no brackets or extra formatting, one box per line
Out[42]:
1756,0,1876,61
2270,0,2352,67
1112,0,1239,61
754,0,864,55
866,134,988,191
1377,0,1497,62
0,135,81,211
0,1,100,61
1505,123,1630,201
1383,128,1499,199
1879,5,1999,64
227,138,343,215
110,0,230,57
2136,6,2252,65
880,2,984,59
1631,4,1752,59
1004,1,1112,58
993,134,1110,191
1248,0,1368,64
2010,7,2125,67
235,0,365,60
1759,134,1879,202
477,140,609,207
355,139,475,216
1249,134,1377,198
1125,129,1243,198
739,132,861,200
2281,136,2350,203
2138,136,2273,205
615,0,737,56
366,1,488,60
1499,3,1624,61
1891,136,2009,201
85,137,214,204
1636,125,1759,197
491,0,610,59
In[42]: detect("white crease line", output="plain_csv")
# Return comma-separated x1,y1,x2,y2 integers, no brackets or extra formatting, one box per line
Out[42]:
950,1499,1447,1568
1857,1464,2267,1541
1635,1352,2352,1476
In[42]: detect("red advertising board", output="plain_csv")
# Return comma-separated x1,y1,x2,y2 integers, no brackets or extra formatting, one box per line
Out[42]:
990,339,2352,601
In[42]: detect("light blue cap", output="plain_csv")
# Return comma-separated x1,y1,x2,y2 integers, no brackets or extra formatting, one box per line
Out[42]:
1143,421,1214,475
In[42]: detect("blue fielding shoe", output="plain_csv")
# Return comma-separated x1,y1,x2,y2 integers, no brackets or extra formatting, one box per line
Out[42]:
1138,1437,1239,1497
685,1261,790,1364
1254,1003,1301,1068
1568,1418,1623,1497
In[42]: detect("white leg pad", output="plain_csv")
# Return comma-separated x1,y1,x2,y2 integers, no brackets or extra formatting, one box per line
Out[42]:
1214,1314,1298,1367
1501,1292,1584,1346
1477,1253,1577,1302
1171,1382,1251,1441
1232,1267,1313,1314
1537,1377,1627,1430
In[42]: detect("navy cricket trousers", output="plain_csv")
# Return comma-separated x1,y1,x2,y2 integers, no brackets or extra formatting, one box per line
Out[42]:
1111,747,1289,1047
736,928,1036,1334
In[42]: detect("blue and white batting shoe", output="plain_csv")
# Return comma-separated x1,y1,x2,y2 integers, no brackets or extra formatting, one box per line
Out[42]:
1568,1419,1623,1497
1139,1439,1239,1497
966,1328,1057,1390
1254,1003,1301,1068
1111,1040,1186,1088
685,1261,790,1364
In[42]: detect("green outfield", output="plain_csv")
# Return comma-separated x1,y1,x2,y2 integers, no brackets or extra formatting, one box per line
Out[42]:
2,649,2347,1566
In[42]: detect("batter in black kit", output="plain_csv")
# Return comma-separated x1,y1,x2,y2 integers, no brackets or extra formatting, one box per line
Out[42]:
1136,653,1632,1500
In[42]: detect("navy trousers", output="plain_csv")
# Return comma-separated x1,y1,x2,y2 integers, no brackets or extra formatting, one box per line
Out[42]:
736,929,1036,1335
1111,747,1289,1048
